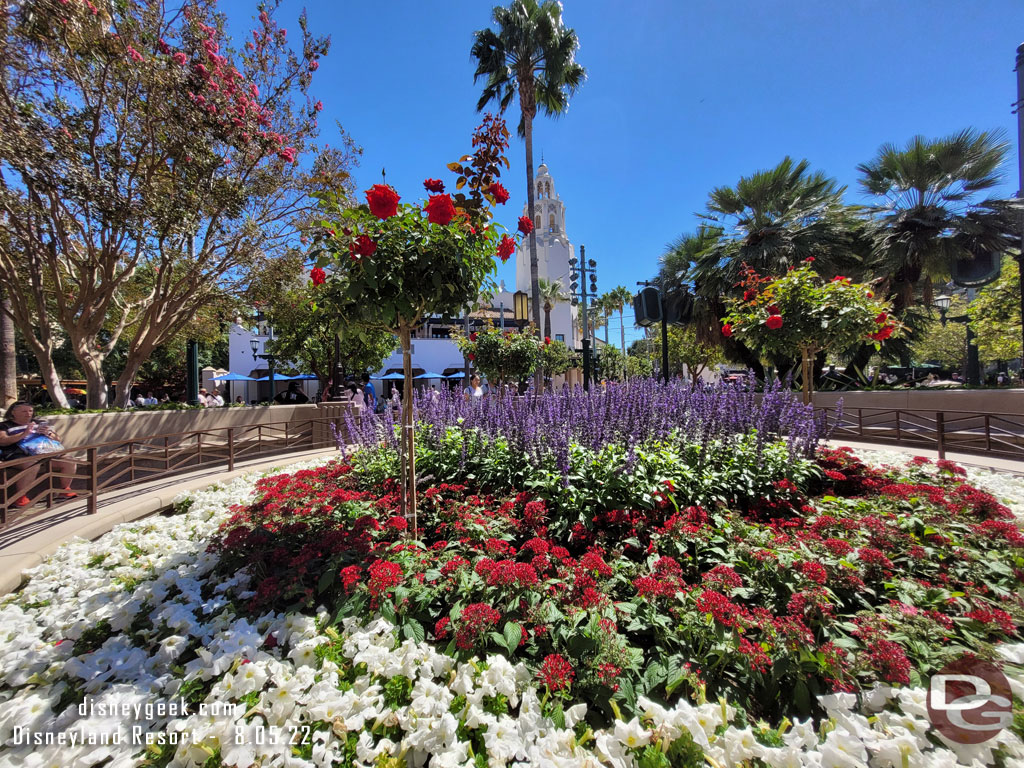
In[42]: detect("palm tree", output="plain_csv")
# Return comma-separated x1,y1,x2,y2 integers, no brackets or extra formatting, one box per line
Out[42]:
471,0,586,385
538,277,568,340
691,157,868,299
858,129,1019,313
606,285,633,358
592,294,612,345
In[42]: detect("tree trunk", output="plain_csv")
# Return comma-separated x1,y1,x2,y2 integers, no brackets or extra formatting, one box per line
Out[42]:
800,346,817,405
619,309,626,360
79,351,108,409
544,306,552,340
0,291,16,408
524,116,543,391
399,325,417,536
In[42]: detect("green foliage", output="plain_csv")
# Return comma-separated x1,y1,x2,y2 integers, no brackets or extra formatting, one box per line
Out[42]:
265,279,397,391
723,262,897,358
969,256,1021,363
540,338,577,377
910,296,967,369
453,324,540,388
594,345,625,382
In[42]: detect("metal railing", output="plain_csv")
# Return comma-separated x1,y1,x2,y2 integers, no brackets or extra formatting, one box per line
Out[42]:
818,407,1024,462
0,413,347,527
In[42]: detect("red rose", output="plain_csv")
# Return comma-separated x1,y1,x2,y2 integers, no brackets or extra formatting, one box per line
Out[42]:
354,234,376,257
875,312,887,324
423,178,444,193
805,257,815,263
425,194,456,225
496,235,516,262
832,275,849,282
365,184,400,219
544,336,551,345
310,267,326,286
743,290,756,302
518,216,534,235
721,323,733,337
871,326,894,341
470,332,478,341
866,291,874,298
767,304,780,315
488,182,510,205
765,315,783,330
468,353,475,361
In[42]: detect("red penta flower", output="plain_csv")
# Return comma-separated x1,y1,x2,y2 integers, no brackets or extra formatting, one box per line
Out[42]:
743,290,757,302
424,194,457,225
423,178,444,193
469,332,478,341
488,182,510,204
865,291,874,298
310,267,326,286
537,654,574,691
871,326,894,341
518,216,534,235
365,184,400,219
875,312,887,324
496,235,516,262
721,323,733,337
765,315,783,330
804,256,816,263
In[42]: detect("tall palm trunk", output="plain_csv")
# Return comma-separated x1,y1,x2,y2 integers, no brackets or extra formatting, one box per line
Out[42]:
524,117,543,391
544,303,552,339
0,290,16,408
619,308,626,358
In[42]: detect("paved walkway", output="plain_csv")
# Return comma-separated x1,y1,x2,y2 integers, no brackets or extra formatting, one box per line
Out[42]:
826,440,1024,476
0,447,338,596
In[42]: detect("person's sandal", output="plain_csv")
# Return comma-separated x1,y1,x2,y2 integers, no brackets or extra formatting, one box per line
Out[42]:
14,496,31,507
59,491,78,500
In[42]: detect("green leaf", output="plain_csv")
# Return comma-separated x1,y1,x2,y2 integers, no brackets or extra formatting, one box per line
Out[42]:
317,569,335,594
402,619,425,644
503,622,522,654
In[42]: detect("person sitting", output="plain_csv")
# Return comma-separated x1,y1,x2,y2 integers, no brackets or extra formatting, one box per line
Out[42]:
0,401,77,507
274,381,309,405
235,396,245,405
134,392,147,408
209,389,225,407
144,391,158,406
197,388,209,407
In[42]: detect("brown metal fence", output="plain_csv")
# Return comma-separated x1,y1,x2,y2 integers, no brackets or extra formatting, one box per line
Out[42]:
818,407,1024,462
0,414,346,527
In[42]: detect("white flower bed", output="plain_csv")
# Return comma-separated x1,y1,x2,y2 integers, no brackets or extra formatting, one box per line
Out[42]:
0,455,1023,768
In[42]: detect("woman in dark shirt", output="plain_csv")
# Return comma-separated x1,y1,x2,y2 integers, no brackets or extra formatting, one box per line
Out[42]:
0,401,76,507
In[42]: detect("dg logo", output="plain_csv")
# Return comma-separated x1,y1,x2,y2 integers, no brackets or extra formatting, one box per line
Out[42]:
927,656,1013,744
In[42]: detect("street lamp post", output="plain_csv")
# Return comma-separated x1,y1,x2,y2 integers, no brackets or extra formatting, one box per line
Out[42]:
933,293,981,385
250,335,277,404
1016,43,1024,382
569,246,597,391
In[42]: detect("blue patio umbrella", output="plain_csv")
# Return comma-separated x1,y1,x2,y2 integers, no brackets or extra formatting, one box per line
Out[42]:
288,373,319,380
446,372,469,379
377,373,406,380
212,372,256,381
253,374,296,381
414,371,447,379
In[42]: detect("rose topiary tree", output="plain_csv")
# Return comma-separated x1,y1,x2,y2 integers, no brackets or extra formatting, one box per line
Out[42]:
540,337,578,380
452,324,541,391
311,115,529,530
721,260,899,403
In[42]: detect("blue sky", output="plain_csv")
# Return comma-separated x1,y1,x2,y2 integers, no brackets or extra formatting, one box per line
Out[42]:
223,0,1024,347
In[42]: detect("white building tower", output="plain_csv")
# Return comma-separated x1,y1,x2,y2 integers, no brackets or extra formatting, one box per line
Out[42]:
515,162,578,348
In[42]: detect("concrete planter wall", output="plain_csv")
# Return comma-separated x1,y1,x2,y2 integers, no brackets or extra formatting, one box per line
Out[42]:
811,390,1023,415
44,402,360,449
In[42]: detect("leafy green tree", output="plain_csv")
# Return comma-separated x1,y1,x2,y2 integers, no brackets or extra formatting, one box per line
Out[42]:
0,0,354,407
265,281,397,397
968,257,1021,364
723,262,897,403
453,325,540,389
594,344,624,382
471,0,586,378
313,116,517,528
539,337,577,379
910,295,968,370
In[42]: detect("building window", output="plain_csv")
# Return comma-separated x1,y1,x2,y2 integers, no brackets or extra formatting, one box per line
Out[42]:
549,213,555,232
555,334,564,342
